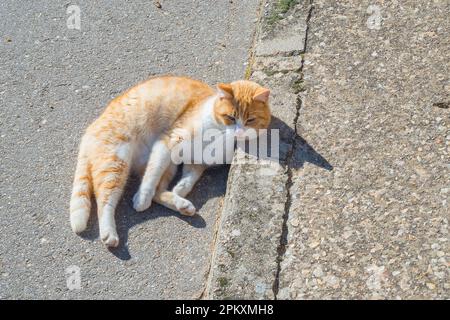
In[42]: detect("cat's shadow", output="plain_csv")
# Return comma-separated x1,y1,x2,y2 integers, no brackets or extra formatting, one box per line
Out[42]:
79,116,332,260
265,116,333,171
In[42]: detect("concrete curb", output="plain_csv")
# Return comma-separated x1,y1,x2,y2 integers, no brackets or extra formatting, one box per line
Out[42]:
206,0,312,299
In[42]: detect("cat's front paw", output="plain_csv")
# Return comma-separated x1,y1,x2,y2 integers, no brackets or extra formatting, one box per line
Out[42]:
132,190,154,212
175,197,196,216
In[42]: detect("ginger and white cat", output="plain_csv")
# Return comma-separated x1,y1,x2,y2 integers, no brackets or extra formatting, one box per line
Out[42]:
70,76,271,247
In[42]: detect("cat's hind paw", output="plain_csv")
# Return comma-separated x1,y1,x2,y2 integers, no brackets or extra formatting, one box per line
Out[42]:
70,209,89,234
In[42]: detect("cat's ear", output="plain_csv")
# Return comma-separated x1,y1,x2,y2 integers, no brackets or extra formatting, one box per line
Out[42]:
217,83,234,99
253,87,270,103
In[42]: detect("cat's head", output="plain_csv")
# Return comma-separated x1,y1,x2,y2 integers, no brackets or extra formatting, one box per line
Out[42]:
213,80,271,140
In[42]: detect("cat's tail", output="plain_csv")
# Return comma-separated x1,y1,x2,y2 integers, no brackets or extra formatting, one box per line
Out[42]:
70,152,92,234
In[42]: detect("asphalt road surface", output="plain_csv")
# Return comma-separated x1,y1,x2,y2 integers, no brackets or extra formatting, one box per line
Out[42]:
0,0,259,299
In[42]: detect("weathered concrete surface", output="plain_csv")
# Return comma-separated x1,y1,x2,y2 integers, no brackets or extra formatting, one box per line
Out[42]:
256,0,307,57
206,156,287,299
0,0,259,299
278,0,449,299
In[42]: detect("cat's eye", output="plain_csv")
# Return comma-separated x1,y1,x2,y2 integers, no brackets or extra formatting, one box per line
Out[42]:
246,118,256,124
225,115,236,122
